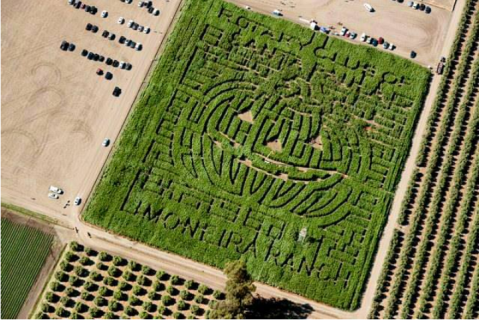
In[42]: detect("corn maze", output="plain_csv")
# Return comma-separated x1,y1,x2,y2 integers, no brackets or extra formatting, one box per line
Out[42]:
369,0,479,318
85,0,430,309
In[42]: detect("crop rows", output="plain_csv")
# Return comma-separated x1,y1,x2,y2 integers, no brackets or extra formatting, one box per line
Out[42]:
35,242,223,319
1,218,54,319
84,0,430,309
369,1,479,318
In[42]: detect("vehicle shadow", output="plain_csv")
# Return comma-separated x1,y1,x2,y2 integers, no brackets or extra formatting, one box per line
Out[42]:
249,296,315,319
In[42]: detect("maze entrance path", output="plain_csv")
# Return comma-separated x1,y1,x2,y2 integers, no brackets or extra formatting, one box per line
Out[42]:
84,0,430,310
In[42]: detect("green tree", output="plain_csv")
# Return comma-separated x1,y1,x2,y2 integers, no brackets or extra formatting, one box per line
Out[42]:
209,260,256,319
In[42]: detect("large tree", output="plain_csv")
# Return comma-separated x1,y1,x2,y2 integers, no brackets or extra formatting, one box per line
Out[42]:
210,260,256,319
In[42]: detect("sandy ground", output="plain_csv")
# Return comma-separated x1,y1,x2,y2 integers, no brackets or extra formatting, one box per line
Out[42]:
228,0,453,67
1,0,182,222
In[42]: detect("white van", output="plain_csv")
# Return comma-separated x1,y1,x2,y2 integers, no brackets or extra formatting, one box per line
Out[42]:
49,186,63,194
364,3,374,12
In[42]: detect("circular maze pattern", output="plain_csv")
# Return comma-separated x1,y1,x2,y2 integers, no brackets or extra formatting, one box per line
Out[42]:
87,0,430,309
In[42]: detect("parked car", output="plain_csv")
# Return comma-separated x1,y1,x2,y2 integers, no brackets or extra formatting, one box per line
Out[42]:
106,57,113,65
350,32,357,39
371,38,378,46
378,37,384,44
101,10,108,18
88,52,94,60
138,25,144,32
120,61,126,69
132,23,139,30
96,68,103,75
128,20,134,28
86,23,93,31
90,6,97,14
363,3,374,12
92,25,99,33
60,41,69,51
154,8,160,15
119,36,127,44
414,3,420,9
126,63,132,70
102,30,110,38
48,193,59,200
113,87,121,97
68,43,75,51
74,197,82,206
81,49,88,56
420,3,426,10
383,42,389,49
144,27,150,34
99,55,105,62
105,72,113,80
102,138,110,147
340,27,348,36
148,6,154,13
118,17,125,24
113,60,120,67
408,1,414,6
75,2,81,9
138,1,144,6
389,43,395,50
109,33,116,41
410,51,417,58
425,6,431,13
135,43,142,51
126,0,132,3
68,0,75,5
94,54,100,61
85,5,91,12
50,185,64,194
360,33,367,41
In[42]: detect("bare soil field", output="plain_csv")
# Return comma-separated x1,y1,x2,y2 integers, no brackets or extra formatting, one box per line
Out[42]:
228,0,453,67
1,0,182,219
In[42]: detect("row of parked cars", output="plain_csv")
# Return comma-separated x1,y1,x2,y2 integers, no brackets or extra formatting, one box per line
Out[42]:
60,41,76,52
139,0,160,15
407,1,432,13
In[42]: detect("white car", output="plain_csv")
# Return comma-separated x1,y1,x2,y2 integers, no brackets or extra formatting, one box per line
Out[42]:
120,61,126,69
126,0,132,3
49,185,63,194
74,197,82,206
143,27,150,34
102,138,110,147
138,1,143,6
360,33,367,41
128,20,134,28
48,193,59,200
389,43,395,50
154,8,160,16
340,27,348,36
245,5,251,9
118,17,125,24
101,10,108,18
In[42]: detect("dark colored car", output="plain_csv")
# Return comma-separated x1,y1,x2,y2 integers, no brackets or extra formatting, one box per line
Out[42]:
92,25,99,33
105,72,113,80
96,68,103,75
98,55,105,62
146,1,153,8
148,6,154,13
109,33,116,41
60,41,69,51
88,52,94,60
410,51,417,58
90,6,97,14
75,2,81,8
425,6,431,13
113,87,121,97
102,30,109,38
85,5,91,12
126,63,132,71
106,58,113,65
113,60,120,67
371,39,378,47
119,36,126,44
68,43,76,51
420,3,425,10
81,49,88,57
94,53,100,61
86,23,93,31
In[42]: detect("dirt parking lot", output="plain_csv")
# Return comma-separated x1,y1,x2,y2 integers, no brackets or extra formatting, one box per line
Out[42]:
2,0,181,218
228,0,454,67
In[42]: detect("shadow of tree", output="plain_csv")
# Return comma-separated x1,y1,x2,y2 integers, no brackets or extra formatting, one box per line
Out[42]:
248,297,314,319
